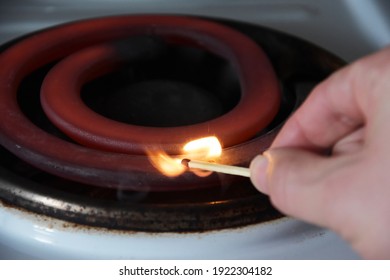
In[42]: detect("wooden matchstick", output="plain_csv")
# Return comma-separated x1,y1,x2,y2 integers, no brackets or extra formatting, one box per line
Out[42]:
181,159,250,178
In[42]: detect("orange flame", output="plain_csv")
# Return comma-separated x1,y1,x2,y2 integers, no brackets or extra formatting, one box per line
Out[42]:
148,136,222,177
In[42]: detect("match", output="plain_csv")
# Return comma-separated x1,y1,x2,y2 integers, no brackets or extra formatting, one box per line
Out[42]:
181,158,251,178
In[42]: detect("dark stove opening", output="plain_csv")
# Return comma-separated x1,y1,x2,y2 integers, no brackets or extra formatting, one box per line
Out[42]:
81,44,241,127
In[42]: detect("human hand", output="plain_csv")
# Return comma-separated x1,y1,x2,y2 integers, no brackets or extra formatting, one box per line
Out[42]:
250,46,390,259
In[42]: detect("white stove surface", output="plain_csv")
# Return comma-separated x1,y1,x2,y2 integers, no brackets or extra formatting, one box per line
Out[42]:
0,0,389,259
0,201,358,259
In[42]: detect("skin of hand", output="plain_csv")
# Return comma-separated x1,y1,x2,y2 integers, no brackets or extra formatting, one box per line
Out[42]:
250,46,390,259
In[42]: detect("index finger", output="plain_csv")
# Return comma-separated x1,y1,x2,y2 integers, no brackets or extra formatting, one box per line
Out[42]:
271,47,390,150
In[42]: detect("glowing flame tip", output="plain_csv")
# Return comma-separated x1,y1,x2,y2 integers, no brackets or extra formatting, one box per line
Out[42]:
147,136,223,177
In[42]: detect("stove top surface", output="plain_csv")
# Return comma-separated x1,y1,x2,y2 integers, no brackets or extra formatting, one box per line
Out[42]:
1,0,385,259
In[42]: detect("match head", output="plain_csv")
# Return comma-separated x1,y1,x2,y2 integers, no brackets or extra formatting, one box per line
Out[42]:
180,158,191,168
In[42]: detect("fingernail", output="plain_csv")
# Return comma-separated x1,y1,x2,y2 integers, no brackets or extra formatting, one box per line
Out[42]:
249,154,269,194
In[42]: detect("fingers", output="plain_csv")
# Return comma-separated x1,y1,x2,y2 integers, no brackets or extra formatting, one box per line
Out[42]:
250,148,357,228
272,46,390,151
332,127,365,156
271,69,360,150
250,146,390,259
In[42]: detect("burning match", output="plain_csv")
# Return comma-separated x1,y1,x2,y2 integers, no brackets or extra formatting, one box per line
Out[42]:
181,159,250,178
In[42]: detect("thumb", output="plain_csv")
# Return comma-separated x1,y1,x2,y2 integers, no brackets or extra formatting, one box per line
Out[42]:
250,148,341,227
